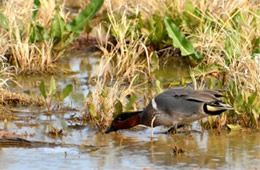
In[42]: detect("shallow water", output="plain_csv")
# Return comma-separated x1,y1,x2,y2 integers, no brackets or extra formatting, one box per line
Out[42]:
1,51,259,169
0,128,259,169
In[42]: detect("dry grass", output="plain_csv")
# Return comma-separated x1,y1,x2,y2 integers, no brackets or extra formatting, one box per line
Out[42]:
0,0,67,73
84,2,156,126
99,0,260,91
93,3,154,84
126,0,260,93
189,1,260,92
85,76,144,127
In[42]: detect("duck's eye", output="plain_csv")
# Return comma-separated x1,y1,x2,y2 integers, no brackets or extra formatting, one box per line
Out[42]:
115,117,122,121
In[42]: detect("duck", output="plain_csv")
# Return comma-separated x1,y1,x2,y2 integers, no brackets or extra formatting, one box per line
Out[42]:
105,87,233,134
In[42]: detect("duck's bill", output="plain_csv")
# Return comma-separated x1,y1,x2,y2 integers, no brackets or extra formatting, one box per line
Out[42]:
105,126,117,134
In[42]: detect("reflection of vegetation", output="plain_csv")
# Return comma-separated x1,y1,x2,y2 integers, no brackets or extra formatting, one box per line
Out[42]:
46,125,64,138
0,56,15,89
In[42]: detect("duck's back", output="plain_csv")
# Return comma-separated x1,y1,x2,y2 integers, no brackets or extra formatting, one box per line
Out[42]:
141,88,223,127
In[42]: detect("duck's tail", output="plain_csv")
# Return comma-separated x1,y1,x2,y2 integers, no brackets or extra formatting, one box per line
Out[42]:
203,101,233,115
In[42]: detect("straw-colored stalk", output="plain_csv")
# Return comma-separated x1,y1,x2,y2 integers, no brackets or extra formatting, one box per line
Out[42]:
0,0,65,73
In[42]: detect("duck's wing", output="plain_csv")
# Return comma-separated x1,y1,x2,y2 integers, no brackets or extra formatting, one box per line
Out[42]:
162,88,223,103
154,88,231,117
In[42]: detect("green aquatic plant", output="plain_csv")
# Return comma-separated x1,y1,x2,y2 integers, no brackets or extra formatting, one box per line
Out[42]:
105,4,204,62
39,76,73,111
164,17,203,60
226,81,260,128
30,0,104,51
137,13,168,49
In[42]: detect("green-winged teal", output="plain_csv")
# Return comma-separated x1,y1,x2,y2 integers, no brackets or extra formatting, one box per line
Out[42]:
105,87,233,133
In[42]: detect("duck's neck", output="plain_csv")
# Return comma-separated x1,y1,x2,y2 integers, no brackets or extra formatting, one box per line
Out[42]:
113,111,142,130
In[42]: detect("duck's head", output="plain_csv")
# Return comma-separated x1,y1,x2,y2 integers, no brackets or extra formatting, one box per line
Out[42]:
105,111,142,134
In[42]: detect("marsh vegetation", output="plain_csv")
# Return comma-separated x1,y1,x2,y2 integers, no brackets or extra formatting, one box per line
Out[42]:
0,0,259,168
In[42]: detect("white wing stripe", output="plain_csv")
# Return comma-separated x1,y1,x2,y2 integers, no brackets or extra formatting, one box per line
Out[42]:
152,98,158,111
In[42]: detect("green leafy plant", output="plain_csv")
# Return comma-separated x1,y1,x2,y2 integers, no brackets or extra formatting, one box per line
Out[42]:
138,14,168,48
40,76,73,111
227,81,260,128
164,17,203,60
30,0,104,51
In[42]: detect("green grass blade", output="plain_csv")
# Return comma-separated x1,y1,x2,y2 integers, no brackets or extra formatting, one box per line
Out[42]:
114,100,123,115
0,13,8,30
67,0,104,32
40,80,47,99
50,14,65,43
61,84,73,100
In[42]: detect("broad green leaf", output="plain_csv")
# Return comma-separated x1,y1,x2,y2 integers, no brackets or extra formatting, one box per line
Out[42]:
114,100,123,115
151,52,159,72
61,84,73,100
149,14,166,46
67,0,104,32
164,16,194,56
64,0,104,47
50,14,65,43
155,80,163,93
248,92,258,106
40,80,47,99
89,103,97,117
0,13,8,30
49,76,56,96
29,23,44,43
125,95,138,111
190,52,203,61
164,17,203,60
233,93,243,114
